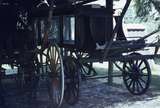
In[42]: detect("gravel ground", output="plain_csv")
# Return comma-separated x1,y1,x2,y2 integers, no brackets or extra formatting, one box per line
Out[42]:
65,78,160,108
1,76,160,108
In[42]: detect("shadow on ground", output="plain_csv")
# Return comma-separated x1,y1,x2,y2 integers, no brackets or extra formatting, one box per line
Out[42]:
1,74,160,108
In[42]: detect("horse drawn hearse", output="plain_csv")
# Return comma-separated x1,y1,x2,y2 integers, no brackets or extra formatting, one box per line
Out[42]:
0,0,160,107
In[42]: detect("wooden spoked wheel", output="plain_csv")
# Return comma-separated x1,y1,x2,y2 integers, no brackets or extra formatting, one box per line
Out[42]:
46,43,64,108
81,62,97,77
123,53,151,95
64,57,80,105
75,52,97,77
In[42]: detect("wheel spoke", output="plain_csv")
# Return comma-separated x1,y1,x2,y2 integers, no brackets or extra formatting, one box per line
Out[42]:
131,80,136,92
138,60,143,68
56,65,61,72
135,81,140,93
124,70,132,75
139,77,146,84
128,79,134,88
140,67,147,72
139,70,148,76
137,79,144,90
123,70,133,83
55,55,60,66
54,48,57,61
141,74,148,76
135,60,139,66
125,65,132,72
129,62,133,68
55,50,60,65
50,48,54,60
124,76,131,82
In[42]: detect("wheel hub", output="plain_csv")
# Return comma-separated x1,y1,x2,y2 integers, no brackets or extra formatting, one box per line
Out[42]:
131,65,141,80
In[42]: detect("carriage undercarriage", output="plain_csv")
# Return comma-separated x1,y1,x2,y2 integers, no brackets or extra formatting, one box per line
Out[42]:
0,0,160,107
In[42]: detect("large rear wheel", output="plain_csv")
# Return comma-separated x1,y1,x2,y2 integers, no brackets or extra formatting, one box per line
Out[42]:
46,43,64,108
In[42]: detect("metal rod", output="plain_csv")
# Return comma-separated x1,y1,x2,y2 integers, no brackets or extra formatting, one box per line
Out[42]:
138,29,160,41
80,54,160,63
86,74,122,79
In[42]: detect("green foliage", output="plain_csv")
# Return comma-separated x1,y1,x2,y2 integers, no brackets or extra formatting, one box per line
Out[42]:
133,0,160,22
152,0,160,12
134,0,152,17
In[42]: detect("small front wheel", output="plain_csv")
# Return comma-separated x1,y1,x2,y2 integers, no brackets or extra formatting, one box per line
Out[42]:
123,53,151,95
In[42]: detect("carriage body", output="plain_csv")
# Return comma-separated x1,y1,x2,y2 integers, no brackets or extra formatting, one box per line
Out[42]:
49,5,113,52
0,0,159,107
0,0,116,55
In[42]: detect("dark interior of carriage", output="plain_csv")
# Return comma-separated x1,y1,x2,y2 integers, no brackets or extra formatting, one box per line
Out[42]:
0,0,125,53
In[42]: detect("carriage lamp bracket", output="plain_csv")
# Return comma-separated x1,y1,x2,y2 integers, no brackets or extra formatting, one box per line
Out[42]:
154,35,160,54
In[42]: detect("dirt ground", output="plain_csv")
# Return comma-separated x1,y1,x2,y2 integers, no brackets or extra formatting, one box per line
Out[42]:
66,78,160,108
1,75,160,108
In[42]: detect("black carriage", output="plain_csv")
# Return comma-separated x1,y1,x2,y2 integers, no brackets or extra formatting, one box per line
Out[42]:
0,0,160,107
